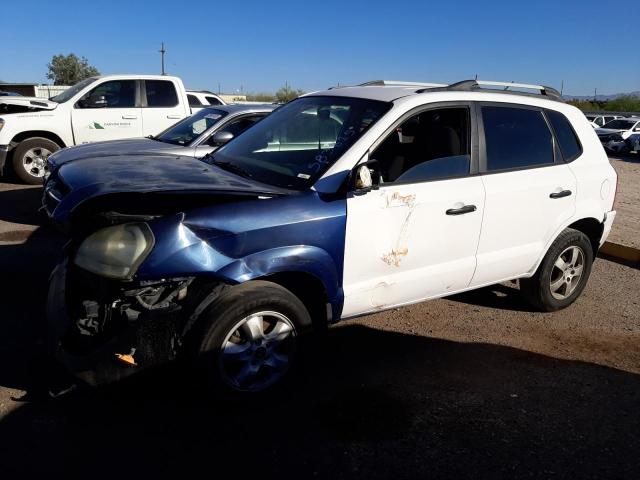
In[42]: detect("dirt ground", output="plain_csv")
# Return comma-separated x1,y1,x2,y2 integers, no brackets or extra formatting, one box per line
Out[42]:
609,154,640,248
0,167,639,478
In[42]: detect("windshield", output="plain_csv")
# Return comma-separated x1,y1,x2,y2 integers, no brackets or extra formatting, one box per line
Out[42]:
602,119,636,130
210,96,391,190
50,77,98,103
155,108,229,145
586,115,596,120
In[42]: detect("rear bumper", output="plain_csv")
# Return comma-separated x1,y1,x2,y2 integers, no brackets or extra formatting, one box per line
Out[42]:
0,145,9,175
600,210,616,247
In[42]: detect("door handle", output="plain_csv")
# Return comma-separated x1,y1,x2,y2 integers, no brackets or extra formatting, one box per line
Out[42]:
167,115,182,119
121,115,138,119
549,190,572,199
446,204,477,216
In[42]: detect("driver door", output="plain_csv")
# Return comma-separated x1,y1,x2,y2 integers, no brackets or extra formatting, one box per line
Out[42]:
341,104,485,317
72,79,142,144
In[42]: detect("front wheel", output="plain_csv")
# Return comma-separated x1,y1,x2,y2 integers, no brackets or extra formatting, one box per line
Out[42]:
12,137,59,184
521,228,594,312
193,281,312,395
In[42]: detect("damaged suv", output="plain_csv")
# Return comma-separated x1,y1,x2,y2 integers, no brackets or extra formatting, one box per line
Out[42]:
45,79,617,393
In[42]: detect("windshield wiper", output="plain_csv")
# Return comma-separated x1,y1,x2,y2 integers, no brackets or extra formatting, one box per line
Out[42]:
211,160,253,179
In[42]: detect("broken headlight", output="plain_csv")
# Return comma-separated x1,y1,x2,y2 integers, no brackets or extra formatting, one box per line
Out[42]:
74,223,155,279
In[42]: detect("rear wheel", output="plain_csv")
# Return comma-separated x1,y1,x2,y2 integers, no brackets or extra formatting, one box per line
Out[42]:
521,228,594,312
193,281,312,395
12,137,59,184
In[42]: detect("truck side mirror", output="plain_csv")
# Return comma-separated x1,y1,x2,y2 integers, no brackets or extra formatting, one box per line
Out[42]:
82,95,107,108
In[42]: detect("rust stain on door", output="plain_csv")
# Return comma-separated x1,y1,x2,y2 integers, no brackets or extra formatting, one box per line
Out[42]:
381,191,416,267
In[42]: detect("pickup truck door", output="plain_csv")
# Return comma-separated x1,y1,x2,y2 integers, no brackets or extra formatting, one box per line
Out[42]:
71,79,143,144
141,79,188,137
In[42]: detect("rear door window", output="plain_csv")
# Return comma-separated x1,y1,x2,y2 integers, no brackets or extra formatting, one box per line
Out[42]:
145,80,178,107
187,94,202,106
481,106,554,172
206,96,223,105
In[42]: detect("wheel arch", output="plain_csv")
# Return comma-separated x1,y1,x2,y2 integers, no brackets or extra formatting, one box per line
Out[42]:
11,131,67,148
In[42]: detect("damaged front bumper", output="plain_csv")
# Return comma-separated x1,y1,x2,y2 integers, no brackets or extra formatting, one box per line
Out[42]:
47,258,196,386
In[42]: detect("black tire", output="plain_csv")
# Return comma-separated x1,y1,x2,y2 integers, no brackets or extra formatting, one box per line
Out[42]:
12,137,59,184
521,228,594,312
191,280,312,396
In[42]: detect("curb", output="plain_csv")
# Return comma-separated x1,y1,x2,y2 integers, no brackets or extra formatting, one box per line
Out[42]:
599,241,640,268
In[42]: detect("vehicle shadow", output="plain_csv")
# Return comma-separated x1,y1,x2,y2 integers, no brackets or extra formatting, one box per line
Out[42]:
0,225,65,393
0,184,44,227
0,323,639,479
447,281,537,313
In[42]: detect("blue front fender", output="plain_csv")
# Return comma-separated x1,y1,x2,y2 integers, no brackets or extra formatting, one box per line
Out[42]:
136,191,347,318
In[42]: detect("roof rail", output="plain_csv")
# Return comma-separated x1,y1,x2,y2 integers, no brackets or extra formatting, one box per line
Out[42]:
417,79,563,101
358,80,447,88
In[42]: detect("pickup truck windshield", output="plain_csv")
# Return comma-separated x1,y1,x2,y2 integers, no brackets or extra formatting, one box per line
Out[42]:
210,96,391,190
155,108,229,145
50,77,98,103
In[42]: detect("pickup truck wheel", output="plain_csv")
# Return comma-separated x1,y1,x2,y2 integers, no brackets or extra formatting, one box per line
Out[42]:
193,281,312,395
12,138,59,184
521,228,593,312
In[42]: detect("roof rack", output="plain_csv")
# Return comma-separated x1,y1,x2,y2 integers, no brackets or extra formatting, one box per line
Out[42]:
417,79,563,102
358,80,447,88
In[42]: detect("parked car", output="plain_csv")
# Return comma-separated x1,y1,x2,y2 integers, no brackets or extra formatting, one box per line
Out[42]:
46,104,276,172
0,74,194,184
44,79,617,395
585,114,624,129
596,117,640,152
187,90,226,110
625,133,640,153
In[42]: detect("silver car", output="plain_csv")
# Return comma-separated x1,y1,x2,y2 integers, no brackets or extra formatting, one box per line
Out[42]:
47,104,276,171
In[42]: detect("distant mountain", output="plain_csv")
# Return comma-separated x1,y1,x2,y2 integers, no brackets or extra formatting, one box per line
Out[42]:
564,91,640,101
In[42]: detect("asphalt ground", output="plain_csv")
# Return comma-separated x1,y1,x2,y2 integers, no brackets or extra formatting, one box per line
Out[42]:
0,158,638,479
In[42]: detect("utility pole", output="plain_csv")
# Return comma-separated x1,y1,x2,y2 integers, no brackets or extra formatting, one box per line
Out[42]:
159,42,166,75
560,80,564,96
594,87,597,102
218,82,221,94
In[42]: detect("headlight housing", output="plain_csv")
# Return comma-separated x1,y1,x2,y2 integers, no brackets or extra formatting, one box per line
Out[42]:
74,223,155,279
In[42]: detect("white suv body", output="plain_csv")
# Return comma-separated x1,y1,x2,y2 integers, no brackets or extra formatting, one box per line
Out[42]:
313,81,617,317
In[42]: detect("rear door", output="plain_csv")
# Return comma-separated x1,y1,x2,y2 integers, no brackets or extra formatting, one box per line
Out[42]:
470,104,577,287
141,79,188,137
71,79,142,144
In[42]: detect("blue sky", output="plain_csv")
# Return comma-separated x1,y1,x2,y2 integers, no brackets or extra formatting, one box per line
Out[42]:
2,0,638,96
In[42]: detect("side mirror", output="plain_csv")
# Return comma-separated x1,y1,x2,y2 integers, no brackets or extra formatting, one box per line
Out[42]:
352,158,380,193
210,130,234,146
355,164,373,190
86,95,107,108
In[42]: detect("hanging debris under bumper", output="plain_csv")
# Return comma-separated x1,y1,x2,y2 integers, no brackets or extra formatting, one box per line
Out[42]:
47,258,198,386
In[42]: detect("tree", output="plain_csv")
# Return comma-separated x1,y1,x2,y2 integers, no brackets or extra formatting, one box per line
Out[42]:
46,54,100,85
275,84,304,103
246,92,277,102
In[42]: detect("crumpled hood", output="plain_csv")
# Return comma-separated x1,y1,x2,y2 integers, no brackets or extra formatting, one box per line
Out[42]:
49,154,291,223
0,96,58,110
48,138,180,168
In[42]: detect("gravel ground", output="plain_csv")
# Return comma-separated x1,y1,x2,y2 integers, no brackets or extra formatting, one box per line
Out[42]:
0,173,638,479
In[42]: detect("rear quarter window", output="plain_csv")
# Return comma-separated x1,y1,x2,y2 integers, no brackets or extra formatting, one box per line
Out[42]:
546,110,582,162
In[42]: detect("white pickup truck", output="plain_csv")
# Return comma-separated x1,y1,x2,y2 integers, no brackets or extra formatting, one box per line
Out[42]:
0,74,192,183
